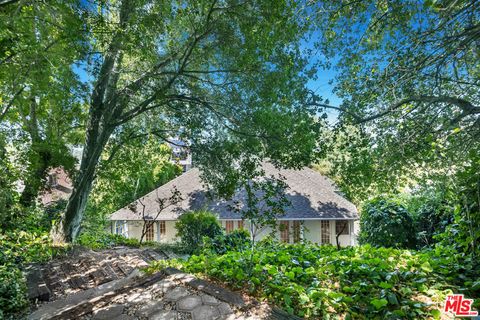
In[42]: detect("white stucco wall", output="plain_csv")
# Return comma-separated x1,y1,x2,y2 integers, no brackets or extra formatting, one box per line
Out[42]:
112,219,357,246
112,220,178,243
220,219,357,246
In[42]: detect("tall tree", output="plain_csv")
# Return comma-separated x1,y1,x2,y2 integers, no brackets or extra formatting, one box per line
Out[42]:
0,0,87,206
310,0,479,195
60,0,321,241
316,0,480,165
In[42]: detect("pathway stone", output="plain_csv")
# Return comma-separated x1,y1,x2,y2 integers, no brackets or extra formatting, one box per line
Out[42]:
28,251,288,320
191,304,220,320
150,310,178,320
92,304,123,320
151,278,175,294
217,302,234,315
201,294,220,306
164,286,190,302
177,295,202,311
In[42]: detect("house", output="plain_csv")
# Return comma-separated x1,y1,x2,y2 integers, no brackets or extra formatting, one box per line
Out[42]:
168,138,192,172
39,167,73,205
109,163,359,246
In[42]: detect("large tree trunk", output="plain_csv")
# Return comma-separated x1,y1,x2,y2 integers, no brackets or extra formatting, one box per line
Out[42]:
63,123,113,241
62,0,132,242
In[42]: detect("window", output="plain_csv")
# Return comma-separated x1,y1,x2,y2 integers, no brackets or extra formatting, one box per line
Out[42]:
145,222,154,241
225,220,234,233
159,221,166,236
115,220,128,237
237,220,244,230
48,174,58,187
321,220,330,244
335,220,349,235
280,221,289,243
293,221,301,243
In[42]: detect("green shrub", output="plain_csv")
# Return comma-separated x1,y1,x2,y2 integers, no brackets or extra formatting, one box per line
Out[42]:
0,229,67,319
413,202,452,249
0,265,28,319
175,210,223,253
77,232,140,249
205,229,251,254
359,197,416,248
148,242,479,319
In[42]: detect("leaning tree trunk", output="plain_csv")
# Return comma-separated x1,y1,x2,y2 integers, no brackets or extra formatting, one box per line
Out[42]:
61,0,132,242
63,122,113,242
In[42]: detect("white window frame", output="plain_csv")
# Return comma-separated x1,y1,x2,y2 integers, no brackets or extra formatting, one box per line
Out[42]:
115,220,128,237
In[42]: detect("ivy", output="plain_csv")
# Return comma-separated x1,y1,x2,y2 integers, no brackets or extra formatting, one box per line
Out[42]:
149,242,480,319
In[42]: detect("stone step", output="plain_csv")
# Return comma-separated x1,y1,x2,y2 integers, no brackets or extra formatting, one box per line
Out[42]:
28,269,153,320
26,267,51,302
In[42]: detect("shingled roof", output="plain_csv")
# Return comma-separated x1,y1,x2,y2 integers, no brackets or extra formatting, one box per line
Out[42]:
109,163,358,221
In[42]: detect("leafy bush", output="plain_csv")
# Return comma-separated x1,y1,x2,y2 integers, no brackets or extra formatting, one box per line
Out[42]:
175,210,223,253
205,229,251,254
413,202,452,249
0,266,28,319
148,242,479,319
359,197,416,248
0,228,68,319
77,232,140,249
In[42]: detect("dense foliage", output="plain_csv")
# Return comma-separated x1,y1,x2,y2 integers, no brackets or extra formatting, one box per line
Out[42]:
77,232,140,250
149,242,479,319
204,229,251,255
359,198,416,249
0,211,68,319
175,210,223,253
82,138,181,236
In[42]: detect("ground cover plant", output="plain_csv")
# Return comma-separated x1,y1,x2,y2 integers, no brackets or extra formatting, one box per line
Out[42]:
0,228,68,319
148,242,479,319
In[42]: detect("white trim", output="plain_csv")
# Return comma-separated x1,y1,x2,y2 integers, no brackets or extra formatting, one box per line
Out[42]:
218,217,358,221
111,217,358,222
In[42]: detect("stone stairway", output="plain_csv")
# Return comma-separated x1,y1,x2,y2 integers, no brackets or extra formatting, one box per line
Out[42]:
27,248,300,320
26,247,168,303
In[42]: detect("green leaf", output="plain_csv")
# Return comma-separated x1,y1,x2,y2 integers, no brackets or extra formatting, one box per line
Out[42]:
421,262,433,273
379,281,393,289
431,309,441,319
370,298,388,310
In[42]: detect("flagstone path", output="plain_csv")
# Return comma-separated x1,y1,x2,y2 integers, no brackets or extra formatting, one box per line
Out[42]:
26,247,298,320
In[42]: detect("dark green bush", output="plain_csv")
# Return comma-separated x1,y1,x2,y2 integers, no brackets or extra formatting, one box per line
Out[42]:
413,202,453,249
359,197,416,248
0,228,67,319
77,231,140,249
148,242,479,319
175,210,223,253
0,265,28,319
205,229,251,254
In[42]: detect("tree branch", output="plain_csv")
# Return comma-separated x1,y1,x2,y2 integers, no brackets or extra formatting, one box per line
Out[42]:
358,95,479,124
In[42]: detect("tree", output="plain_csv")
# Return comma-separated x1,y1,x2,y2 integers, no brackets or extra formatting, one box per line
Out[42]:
59,0,321,241
0,0,88,207
309,0,479,189
137,187,182,244
231,174,290,247
85,136,181,229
